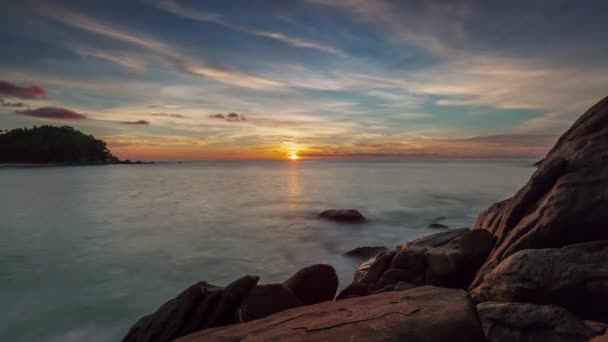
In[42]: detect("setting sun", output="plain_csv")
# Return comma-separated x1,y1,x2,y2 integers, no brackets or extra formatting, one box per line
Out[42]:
289,154,298,160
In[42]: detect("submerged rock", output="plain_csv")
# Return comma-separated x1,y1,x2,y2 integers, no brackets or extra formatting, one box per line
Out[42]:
477,302,601,342
470,241,608,321
178,286,486,342
283,264,338,305
428,223,448,229
344,246,388,260
319,209,366,223
471,96,608,292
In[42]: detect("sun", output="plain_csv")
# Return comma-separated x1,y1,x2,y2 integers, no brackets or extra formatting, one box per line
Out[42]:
289,153,298,160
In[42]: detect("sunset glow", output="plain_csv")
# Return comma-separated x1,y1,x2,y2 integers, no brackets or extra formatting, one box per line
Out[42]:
289,154,299,161
0,2,606,160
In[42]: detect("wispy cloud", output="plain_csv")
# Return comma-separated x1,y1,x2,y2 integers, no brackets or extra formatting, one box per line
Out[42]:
76,48,146,73
35,4,283,89
152,0,341,55
150,113,186,119
16,107,87,120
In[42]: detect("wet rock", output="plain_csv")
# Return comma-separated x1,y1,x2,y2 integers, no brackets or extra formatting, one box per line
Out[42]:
239,284,302,322
470,241,608,321
283,264,338,305
319,209,366,223
343,246,388,260
471,96,608,291
428,223,448,229
178,286,486,342
123,275,259,342
477,302,601,342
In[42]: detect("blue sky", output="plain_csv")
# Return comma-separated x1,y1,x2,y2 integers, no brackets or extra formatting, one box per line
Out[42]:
1,0,607,159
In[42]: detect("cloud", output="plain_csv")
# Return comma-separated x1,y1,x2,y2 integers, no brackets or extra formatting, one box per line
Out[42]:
153,0,341,54
150,113,186,118
76,48,146,73
122,120,150,125
0,80,47,99
16,107,87,120
209,112,247,122
35,5,283,90
2,101,27,108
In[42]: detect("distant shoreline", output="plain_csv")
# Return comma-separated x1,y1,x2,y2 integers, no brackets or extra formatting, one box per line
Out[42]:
0,160,156,168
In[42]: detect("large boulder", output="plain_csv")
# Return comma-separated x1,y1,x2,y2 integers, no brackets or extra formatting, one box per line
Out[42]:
283,264,338,305
239,284,303,322
319,209,366,223
471,96,608,290
477,302,601,342
338,228,494,299
123,275,259,342
177,286,486,342
470,241,608,321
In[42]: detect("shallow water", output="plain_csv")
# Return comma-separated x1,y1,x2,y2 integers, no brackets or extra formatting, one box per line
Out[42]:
0,159,535,341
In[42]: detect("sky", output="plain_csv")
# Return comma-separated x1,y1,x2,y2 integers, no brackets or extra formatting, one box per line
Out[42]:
1,0,607,160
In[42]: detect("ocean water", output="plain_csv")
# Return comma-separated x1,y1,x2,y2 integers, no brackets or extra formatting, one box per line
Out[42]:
0,160,535,341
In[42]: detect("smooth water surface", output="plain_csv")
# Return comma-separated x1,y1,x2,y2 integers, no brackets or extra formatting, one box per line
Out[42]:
0,160,535,341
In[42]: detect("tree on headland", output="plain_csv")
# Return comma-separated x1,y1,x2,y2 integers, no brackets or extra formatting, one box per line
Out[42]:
0,125,119,163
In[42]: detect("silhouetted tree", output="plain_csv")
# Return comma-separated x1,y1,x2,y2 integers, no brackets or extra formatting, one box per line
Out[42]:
0,125,118,163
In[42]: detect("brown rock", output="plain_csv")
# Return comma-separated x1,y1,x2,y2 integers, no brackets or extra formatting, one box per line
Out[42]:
283,264,338,305
239,284,303,322
471,96,608,291
178,286,486,342
122,275,259,342
477,302,601,342
470,241,608,320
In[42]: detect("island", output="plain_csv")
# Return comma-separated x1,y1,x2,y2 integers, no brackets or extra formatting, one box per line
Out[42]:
0,125,149,165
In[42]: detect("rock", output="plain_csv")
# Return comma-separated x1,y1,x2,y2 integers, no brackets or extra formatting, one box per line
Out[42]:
477,302,601,342
428,223,448,229
239,284,303,322
471,96,608,291
177,286,486,342
585,321,608,336
123,275,259,342
344,246,388,260
359,251,396,285
393,281,417,291
388,247,427,283
470,241,608,320
353,256,376,283
409,228,470,248
319,209,366,223
283,264,338,305
424,247,467,287
460,228,495,260
335,282,370,300
339,228,494,298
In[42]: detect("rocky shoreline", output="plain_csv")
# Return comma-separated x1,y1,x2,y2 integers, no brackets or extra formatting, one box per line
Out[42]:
122,96,608,341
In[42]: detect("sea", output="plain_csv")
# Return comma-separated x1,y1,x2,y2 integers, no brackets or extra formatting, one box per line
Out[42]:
0,159,535,341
